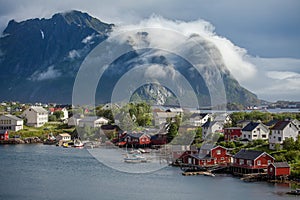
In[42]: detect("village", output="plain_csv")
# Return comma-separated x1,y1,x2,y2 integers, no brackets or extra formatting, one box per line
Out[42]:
0,101,300,190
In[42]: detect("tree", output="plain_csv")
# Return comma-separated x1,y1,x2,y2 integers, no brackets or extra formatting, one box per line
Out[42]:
53,111,64,120
167,122,178,142
283,137,295,151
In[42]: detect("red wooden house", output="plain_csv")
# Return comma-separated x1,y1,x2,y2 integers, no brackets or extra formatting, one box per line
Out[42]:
268,162,290,177
181,144,231,167
224,127,242,141
0,130,9,141
124,132,151,146
151,133,167,145
232,150,275,174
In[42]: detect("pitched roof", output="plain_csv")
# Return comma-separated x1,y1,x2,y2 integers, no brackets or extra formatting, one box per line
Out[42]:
233,149,264,160
264,119,279,127
271,121,291,130
0,130,8,134
190,113,209,119
3,114,22,121
242,122,260,131
271,162,290,168
58,133,71,137
126,132,149,139
30,106,48,113
202,121,223,128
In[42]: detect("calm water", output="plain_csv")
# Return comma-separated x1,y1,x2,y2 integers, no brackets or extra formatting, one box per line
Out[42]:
0,144,297,200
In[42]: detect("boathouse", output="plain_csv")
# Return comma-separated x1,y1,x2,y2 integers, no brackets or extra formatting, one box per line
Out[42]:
0,130,9,141
267,162,290,177
124,132,151,147
181,144,231,167
232,150,275,174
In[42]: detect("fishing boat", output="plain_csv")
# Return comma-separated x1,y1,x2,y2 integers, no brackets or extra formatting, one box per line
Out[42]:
124,154,149,163
286,188,300,195
73,139,84,148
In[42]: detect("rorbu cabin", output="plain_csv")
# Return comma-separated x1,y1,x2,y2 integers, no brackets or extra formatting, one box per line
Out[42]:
232,149,275,174
268,162,290,178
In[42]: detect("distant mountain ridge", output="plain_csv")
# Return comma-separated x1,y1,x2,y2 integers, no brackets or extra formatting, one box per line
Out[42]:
0,10,260,106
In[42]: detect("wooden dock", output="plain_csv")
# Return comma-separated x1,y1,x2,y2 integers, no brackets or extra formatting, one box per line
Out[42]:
182,171,215,177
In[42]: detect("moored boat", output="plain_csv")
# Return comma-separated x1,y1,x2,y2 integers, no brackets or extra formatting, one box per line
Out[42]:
124,154,149,163
286,188,300,195
74,139,84,148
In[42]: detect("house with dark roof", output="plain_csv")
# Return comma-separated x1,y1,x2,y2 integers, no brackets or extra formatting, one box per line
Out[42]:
202,121,224,140
189,113,211,126
0,114,23,131
232,149,275,174
181,145,231,167
124,132,151,146
22,106,48,127
269,120,299,150
267,162,290,177
241,122,269,142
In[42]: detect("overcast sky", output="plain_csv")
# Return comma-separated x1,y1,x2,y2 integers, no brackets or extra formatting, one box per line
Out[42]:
0,0,299,101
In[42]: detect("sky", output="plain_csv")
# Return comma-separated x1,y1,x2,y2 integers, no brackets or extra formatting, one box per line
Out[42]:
0,0,299,102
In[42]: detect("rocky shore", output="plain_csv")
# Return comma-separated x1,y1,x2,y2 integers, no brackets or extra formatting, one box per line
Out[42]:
0,137,42,144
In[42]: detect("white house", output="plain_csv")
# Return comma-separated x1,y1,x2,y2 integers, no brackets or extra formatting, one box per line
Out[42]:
241,122,269,141
68,116,82,126
189,113,211,126
213,113,232,124
0,114,23,131
201,121,224,140
269,120,299,150
22,106,48,127
49,107,68,120
78,116,109,128
56,133,71,142
153,112,178,126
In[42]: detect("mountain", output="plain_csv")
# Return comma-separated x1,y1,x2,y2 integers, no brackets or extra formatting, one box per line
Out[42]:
0,10,260,107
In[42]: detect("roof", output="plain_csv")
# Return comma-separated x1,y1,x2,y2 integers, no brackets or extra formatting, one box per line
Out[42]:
242,122,260,131
224,127,242,130
126,132,150,139
2,114,22,121
202,121,223,128
190,113,209,119
272,121,292,130
271,162,290,168
30,106,48,113
200,143,215,151
58,133,71,137
233,149,264,160
264,119,279,127
155,112,177,118
0,130,8,134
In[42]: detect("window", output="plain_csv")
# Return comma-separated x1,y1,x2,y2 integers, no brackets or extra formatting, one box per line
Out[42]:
268,160,271,164
278,137,281,142
239,159,244,165
257,160,261,166
262,135,266,138
247,160,252,166
221,157,224,160
270,167,273,172
216,150,221,155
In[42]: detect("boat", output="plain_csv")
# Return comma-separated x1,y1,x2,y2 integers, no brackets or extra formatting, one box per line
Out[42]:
124,154,149,163
286,188,300,195
73,139,84,148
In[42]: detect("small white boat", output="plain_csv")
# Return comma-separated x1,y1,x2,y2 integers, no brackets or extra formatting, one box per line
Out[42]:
74,139,84,148
124,154,149,163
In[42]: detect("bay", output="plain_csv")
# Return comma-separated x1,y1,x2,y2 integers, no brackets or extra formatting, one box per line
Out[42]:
0,144,296,200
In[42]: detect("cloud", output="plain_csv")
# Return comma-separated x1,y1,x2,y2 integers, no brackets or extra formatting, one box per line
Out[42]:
143,64,177,80
29,65,61,81
68,49,81,60
112,15,257,82
82,33,96,44
266,71,300,80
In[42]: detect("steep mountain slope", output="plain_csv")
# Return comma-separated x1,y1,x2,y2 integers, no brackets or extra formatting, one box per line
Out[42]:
0,10,260,106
